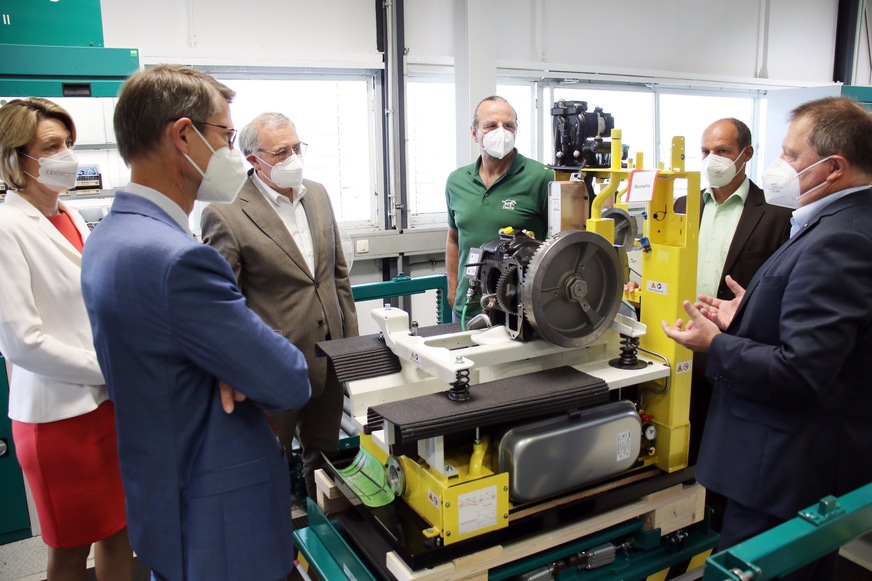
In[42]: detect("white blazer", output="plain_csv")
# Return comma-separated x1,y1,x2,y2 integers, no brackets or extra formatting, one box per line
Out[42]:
0,191,105,423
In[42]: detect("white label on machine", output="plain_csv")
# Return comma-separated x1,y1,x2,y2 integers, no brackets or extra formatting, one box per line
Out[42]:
646,280,668,295
616,429,632,462
458,485,498,536
464,248,482,279
676,360,692,374
548,182,562,237
625,170,658,202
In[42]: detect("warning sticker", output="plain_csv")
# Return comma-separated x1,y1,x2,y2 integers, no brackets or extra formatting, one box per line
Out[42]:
647,280,668,295
616,430,632,461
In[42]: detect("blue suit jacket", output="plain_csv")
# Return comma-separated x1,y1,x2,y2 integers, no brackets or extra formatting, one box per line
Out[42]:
698,188,872,519
82,192,311,580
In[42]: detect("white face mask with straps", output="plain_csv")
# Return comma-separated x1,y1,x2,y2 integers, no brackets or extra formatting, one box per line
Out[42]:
23,149,80,192
762,156,832,209
257,153,304,191
183,125,248,203
703,147,747,188
478,126,515,160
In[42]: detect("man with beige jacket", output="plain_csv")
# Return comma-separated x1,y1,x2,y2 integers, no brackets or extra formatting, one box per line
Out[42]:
201,111,358,499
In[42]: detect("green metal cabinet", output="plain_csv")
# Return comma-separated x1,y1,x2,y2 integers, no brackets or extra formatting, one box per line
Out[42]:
0,355,32,545
0,0,105,47
0,0,140,98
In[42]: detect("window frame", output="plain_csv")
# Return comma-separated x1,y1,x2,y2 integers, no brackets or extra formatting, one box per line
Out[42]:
202,66,386,232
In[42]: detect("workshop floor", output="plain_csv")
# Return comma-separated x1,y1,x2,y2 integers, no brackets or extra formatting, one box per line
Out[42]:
0,504,309,581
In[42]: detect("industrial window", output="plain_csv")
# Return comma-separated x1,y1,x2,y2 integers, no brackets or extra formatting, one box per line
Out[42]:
405,80,535,228
219,76,380,229
544,86,656,171
658,93,757,179
405,79,456,225
541,85,761,199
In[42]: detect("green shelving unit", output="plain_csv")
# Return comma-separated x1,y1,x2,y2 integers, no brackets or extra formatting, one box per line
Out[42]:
0,355,32,545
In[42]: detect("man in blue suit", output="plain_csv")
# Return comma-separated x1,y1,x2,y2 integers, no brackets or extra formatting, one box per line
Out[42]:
663,96,872,581
82,64,311,581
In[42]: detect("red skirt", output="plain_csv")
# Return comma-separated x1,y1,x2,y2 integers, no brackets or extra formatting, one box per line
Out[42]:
12,400,127,548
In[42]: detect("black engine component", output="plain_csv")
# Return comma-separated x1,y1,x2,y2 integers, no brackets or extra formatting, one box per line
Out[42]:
551,100,620,170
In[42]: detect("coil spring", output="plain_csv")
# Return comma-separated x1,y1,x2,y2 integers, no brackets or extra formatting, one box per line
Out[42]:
617,335,640,366
448,368,471,401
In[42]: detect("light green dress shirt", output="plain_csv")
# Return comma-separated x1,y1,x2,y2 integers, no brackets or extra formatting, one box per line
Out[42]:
696,177,750,297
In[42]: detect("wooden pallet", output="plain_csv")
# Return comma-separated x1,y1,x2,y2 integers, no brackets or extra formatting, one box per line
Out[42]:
314,469,706,581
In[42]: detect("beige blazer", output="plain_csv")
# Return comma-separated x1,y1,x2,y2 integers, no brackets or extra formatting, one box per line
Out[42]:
0,191,105,423
200,176,358,396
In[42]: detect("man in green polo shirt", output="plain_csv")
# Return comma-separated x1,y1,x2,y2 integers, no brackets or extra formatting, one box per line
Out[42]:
445,95,555,323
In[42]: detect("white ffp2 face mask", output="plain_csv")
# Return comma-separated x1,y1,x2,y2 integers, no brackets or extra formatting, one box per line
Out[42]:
23,149,80,192
183,126,248,203
762,156,832,209
703,148,747,188
479,126,516,159
257,153,304,191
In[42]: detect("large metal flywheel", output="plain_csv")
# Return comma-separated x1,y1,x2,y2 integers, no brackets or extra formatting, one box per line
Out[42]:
521,230,622,348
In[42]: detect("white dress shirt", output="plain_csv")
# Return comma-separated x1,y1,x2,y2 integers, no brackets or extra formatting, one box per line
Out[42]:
251,173,328,335
252,173,316,277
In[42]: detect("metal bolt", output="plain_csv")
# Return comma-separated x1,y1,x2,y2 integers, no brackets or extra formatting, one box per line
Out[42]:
445,501,451,508
446,531,451,537
729,568,754,581
503,485,508,491
503,513,508,519
455,356,463,364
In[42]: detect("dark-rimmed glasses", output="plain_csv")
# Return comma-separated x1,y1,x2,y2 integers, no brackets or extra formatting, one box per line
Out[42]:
194,121,238,147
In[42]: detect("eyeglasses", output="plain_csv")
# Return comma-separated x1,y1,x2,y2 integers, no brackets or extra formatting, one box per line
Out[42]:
257,142,308,161
195,121,238,147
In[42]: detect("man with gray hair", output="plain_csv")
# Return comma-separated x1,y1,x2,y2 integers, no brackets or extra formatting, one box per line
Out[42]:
201,111,358,500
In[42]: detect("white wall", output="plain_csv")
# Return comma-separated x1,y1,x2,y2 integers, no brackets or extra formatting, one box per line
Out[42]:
405,0,839,86
100,0,381,67
99,0,841,85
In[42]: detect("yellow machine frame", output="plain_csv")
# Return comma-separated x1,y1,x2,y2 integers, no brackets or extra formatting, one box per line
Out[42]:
362,433,511,545
567,129,700,474
355,130,700,547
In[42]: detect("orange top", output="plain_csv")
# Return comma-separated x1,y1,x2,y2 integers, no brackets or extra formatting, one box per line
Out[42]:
47,211,83,252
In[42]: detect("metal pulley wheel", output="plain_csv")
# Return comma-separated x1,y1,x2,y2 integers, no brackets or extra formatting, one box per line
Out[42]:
521,230,622,348
601,207,637,249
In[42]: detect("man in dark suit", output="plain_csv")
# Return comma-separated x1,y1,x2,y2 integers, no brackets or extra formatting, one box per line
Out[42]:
676,118,792,469
82,65,311,580
201,112,358,499
663,96,872,581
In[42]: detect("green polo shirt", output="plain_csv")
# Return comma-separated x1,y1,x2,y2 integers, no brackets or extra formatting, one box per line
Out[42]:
446,150,554,317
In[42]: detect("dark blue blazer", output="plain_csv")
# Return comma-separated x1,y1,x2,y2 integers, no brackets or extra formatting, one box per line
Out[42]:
698,188,872,519
82,192,311,580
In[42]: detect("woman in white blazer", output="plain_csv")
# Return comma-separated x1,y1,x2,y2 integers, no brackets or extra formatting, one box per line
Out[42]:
0,98,133,580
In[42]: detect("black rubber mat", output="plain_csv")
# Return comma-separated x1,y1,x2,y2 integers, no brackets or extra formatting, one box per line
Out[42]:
315,323,464,384
371,365,609,443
